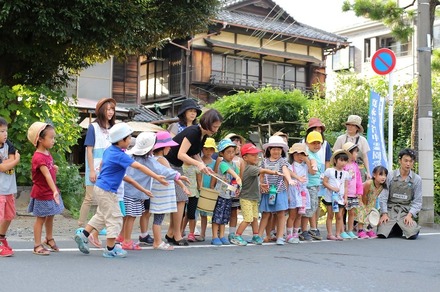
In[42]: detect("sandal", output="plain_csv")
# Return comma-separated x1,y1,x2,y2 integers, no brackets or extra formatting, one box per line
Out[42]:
195,235,205,242
33,244,50,256
165,234,176,244
154,241,174,251
88,235,102,248
43,238,59,252
173,238,189,246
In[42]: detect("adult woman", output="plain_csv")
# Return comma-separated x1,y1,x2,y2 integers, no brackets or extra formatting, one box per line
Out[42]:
333,115,371,180
168,98,202,137
165,109,223,245
78,97,116,247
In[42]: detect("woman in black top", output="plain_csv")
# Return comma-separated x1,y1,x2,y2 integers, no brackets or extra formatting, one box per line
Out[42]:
165,109,223,245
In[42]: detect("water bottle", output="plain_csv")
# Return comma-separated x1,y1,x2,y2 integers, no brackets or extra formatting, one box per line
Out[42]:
230,178,238,198
268,185,277,206
298,190,307,214
332,191,339,213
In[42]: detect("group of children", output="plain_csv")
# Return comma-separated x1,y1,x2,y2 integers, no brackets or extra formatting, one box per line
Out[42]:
0,113,389,258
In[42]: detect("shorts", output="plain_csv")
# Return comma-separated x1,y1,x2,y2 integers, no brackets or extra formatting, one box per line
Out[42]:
231,198,240,209
0,195,16,221
304,186,319,218
322,199,345,210
212,197,232,225
143,199,150,211
124,196,144,217
240,199,259,223
345,197,359,210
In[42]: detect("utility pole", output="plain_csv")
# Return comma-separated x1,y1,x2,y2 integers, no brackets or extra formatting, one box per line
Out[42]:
417,0,434,225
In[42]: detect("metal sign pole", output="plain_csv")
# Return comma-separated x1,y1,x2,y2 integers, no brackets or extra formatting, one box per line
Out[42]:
388,72,393,169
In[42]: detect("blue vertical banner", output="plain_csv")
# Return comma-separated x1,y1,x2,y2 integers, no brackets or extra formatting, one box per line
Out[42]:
367,91,388,173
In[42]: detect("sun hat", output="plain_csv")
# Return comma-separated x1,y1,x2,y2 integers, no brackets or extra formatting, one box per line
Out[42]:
307,117,326,132
109,122,133,143
330,149,351,165
127,131,155,155
177,98,202,117
224,133,245,145
95,97,116,114
241,143,262,156
262,135,288,153
367,208,380,227
288,143,308,155
153,131,178,150
342,141,358,153
27,122,49,146
306,131,323,144
273,131,288,139
344,115,364,133
218,138,237,152
203,137,218,152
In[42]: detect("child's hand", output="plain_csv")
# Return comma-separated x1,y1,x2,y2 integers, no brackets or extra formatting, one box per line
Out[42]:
236,177,242,186
260,183,269,194
53,191,60,205
297,175,307,183
157,175,169,186
144,189,154,198
310,159,318,171
182,185,190,196
14,150,21,162
54,165,59,173
288,180,298,186
180,175,190,184
274,171,283,176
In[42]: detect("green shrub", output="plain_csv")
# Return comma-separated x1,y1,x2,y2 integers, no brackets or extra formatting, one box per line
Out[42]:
57,164,84,218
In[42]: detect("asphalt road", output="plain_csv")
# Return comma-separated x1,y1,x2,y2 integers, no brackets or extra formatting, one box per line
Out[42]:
3,228,440,292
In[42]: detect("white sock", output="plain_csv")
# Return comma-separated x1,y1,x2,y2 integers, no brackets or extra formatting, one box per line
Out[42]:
141,232,148,237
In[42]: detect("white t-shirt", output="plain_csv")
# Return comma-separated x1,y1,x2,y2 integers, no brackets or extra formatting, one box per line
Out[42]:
324,167,349,204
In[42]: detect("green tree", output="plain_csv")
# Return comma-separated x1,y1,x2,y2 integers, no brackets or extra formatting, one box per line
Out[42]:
0,0,222,87
211,87,309,139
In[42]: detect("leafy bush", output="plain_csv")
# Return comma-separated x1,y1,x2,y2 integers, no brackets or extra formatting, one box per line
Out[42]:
57,164,84,218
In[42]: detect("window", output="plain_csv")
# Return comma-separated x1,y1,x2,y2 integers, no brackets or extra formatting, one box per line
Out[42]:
263,61,306,90
211,54,260,87
140,59,169,102
332,46,355,71
379,36,410,57
364,39,371,62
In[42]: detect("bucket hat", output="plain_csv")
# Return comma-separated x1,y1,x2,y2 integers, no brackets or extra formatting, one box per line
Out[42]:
306,131,323,144
342,141,358,153
127,131,156,155
241,143,262,156
367,208,380,227
344,115,364,133
27,122,49,146
330,149,351,165
177,99,202,117
224,133,245,145
288,143,308,155
153,131,178,150
307,118,326,132
95,97,116,114
203,138,218,152
262,136,288,153
218,138,237,153
109,123,133,143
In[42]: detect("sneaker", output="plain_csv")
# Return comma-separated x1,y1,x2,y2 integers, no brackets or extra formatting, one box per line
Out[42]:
300,231,312,241
308,229,322,241
0,243,13,257
121,240,142,250
187,233,196,242
88,235,102,248
103,244,127,258
194,227,201,236
340,232,351,240
231,235,247,246
287,233,300,244
276,238,285,245
139,234,154,245
366,230,378,239
220,237,230,245
211,238,222,246
0,238,13,251
75,228,85,235
74,232,90,254
228,232,235,243
251,235,263,245
347,231,358,239
358,230,369,239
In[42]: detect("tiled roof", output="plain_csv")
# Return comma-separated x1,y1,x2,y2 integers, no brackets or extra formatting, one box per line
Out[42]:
128,105,163,122
216,10,348,45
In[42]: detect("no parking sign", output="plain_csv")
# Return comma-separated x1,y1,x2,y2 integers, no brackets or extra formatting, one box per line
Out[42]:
371,48,396,75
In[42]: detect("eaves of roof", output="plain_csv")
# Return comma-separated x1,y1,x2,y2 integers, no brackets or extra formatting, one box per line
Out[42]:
214,10,349,46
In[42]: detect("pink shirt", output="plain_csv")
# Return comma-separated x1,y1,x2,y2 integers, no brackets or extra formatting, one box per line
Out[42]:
344,161,363,197
30,151,58,200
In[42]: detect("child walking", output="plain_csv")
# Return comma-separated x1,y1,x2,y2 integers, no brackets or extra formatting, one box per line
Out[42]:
199,138,217,241
232,143,282,246
286,143,311,244
211,139,242,245
258,136,294,245
27,122,64,255
340,142,363,239
74,123,168,258
357,166,388,239
322,149,350,241
0,117,20,257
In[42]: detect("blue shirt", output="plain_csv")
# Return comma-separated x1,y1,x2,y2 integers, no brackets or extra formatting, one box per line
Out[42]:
95,145,134,193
